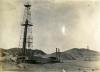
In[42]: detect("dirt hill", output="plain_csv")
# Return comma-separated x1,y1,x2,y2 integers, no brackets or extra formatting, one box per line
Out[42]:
47,48,100,61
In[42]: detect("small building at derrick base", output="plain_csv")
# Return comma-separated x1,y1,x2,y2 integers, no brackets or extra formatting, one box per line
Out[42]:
0,48,6,57
0,48,6,61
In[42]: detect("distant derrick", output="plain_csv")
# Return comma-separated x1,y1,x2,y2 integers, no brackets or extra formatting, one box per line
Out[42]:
56,48,61,62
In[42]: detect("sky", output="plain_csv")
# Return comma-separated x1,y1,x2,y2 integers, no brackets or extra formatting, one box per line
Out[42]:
0,0,100,53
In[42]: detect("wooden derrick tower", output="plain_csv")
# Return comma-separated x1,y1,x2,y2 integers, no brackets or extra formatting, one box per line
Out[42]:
19,1,33,58
56,48,61,62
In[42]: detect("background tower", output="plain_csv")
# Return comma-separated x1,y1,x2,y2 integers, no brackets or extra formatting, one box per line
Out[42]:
56,48,61,62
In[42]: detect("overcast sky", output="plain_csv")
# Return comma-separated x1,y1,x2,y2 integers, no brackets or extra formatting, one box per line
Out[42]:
0,0,100,53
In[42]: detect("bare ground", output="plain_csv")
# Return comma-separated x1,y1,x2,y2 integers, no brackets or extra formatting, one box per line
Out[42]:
1,60,100,72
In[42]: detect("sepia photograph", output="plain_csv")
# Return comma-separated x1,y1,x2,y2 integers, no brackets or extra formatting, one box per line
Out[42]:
0,0,100,72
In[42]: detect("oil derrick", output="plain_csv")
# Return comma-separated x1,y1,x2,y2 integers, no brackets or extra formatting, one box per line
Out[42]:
58,48,61,62
20,1,33,58
56,48,61,62
84,45,90,61
86,45,91,61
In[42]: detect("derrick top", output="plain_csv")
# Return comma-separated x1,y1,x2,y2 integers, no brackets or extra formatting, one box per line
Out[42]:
24,2,31,8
